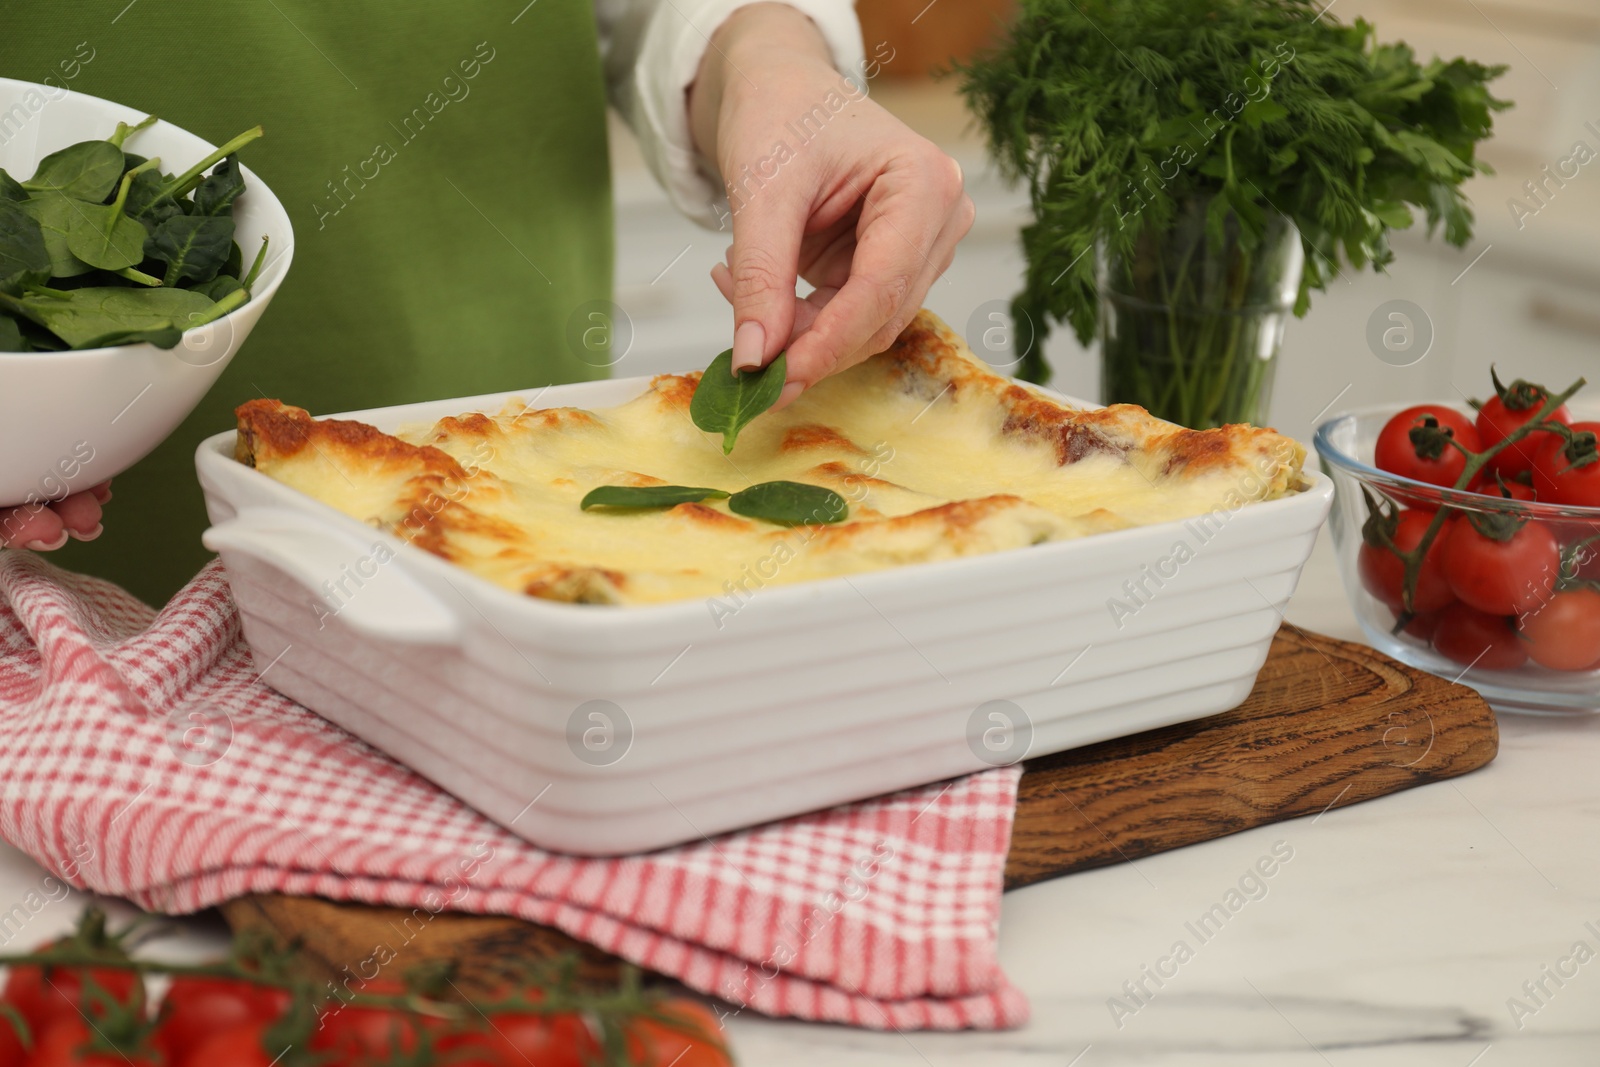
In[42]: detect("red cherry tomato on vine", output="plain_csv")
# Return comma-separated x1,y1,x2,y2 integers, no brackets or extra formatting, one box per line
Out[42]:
1440,518,1560,615
1357,509,1455,613
1519,588,1600,671
156,976,289,1062
437,1011,599,1067
1480,475,1536,502
1398,611,1441,641
1571,531,1600,581
1432,608,1528,671
309,979,424,1061
0,1013,22,1067
26,1018,158,1067
1476,377,1570,479
623,1000,732,1067
1375,405,1480,490
1530,422,1600,508
176,1020,281,1067
0,942,143,1034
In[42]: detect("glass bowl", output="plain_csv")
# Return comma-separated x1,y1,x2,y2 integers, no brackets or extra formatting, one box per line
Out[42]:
1316,401,1600,715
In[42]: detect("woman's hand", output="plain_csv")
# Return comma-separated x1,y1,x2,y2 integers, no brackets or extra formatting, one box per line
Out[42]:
0,482,110,550
690,3,974,405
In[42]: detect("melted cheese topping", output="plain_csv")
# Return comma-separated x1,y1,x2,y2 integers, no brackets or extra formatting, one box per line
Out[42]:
236,311,1306,605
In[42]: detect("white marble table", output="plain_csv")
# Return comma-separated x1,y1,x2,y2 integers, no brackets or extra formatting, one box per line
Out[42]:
4,531,1597,1064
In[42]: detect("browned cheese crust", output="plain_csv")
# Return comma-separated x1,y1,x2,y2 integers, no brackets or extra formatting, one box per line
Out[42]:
235,310,1306,605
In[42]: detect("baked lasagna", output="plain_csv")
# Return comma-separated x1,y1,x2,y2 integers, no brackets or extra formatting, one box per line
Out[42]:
235,311,1307,605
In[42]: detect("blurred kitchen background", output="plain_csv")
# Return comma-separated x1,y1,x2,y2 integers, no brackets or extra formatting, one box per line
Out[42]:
607,0,1599,445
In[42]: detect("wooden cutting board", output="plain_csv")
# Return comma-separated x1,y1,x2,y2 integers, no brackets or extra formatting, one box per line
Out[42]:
222,624,1497,988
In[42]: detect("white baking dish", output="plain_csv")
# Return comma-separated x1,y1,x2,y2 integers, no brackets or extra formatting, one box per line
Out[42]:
196,378,1334,855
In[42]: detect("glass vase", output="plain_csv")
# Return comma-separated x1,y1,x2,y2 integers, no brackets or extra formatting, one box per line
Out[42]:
1099,198,1303,429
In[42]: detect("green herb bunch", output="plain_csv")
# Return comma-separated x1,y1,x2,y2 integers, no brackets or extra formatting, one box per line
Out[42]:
960,0,1509,383
0,117,266,352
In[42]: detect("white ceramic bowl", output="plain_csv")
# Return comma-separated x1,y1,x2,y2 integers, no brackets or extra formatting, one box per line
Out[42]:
0,77,293,508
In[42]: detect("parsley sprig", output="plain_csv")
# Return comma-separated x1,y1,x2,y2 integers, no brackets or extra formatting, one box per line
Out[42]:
960,0,1510,384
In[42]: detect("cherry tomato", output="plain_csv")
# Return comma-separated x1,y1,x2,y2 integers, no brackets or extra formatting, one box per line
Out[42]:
1476,377,1570,479
155,976,290,1062
624,1000,732,1067
1572,532,1600,581
1530,422,1600,508
25,1018,158,1067
1480,474,1536,502
0,1012,22,1067
1432,608,1528,671
437,1011,599,1067
1375,405,1480,490
176,1020,281,1067
1440,518,1560,615
309,979,422,1061
1,943,143,1034
1397,611,1440,641
1519,588,1600,671
1358,509,1455,613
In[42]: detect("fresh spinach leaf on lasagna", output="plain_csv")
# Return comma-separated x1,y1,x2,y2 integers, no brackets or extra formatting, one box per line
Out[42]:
690,348,787,454
728,481,848,526
580,485,731,510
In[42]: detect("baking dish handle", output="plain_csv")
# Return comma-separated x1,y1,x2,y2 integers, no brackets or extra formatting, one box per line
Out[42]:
203,507,462,646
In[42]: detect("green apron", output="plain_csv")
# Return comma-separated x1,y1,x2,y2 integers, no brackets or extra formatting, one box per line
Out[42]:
4,1,614,605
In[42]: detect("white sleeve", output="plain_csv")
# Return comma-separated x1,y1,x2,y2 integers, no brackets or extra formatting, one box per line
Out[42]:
595,0,866,227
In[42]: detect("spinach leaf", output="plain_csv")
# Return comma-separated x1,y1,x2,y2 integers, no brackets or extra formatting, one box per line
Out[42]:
67,205,147,270
580,485,731,510
222,238,243,279
689,349,787,454
163,126,263,198
0,315,26,351
0,171,25,202
0,201,51,280
192,157,245,217
0,276,41,300
728,481,848,526
148,214,235,285
15,316,63,350
19,195,95,278
21,140,125,201
0,286,214,349
73,324,184,349
188,274,243,301
65,169,148,271
125,169,182,228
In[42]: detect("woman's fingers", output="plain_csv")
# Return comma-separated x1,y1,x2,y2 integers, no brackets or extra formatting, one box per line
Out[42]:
710,263,835,360
726,178,810,375
0,504,66,551
0,482,110,550
894,191,976,335
712,185,972,398
700,23,973,398
782,178,947,387
798,224,860,294
53,489,105,541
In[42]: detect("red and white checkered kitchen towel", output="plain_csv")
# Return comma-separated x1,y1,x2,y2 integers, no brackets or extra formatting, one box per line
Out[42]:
0,551,1028,1031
